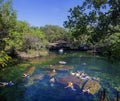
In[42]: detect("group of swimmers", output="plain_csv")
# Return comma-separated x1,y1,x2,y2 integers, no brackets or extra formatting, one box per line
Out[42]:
22,68,91,94
70,71,91,80
0,73,30,87
64,81,90,94
49,69,90,94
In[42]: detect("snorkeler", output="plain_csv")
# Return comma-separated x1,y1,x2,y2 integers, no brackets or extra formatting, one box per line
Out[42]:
22,73,30,78
49,77,55,87
7,81,14,86
80,87,90,94
48,69,56,77
0,81,14,87
83,88,90,93
65,81,76,91
50,64,53,68
50,77,55,83
52,69,56,73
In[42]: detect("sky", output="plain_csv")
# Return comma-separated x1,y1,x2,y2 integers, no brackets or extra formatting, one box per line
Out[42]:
12,0,83,27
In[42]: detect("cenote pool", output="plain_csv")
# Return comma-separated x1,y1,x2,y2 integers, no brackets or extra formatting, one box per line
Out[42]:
0,51,120,101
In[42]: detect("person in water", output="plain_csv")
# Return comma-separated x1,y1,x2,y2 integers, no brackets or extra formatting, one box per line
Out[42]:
0,81,14,86
82,87,90,94
50,65,53,68
50,77,55,83
48,69,56,77
7,81,14,86
49,77,55,87
65,81,76,91
52,69,56,73
22,73,30,78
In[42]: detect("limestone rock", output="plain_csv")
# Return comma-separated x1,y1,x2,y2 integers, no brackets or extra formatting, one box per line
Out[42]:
56,75,101,95
51,65,74,71
30,74,43,81
56,75,84,86
83,80,101,94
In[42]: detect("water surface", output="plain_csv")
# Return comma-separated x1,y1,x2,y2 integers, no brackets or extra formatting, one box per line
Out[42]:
0,51,120,101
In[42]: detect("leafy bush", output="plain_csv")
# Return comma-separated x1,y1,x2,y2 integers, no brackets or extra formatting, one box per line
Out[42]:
0,51,11,68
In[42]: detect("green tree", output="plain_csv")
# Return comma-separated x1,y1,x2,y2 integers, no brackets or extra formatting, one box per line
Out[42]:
23,26,48,51
64,5,93,47
40,25,68,43
0,51,11,68
3,20,30,54
64,0,120,59
0,0,16,50
98,32,120,59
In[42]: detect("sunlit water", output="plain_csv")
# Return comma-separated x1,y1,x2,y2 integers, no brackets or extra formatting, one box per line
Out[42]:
0,51,120,101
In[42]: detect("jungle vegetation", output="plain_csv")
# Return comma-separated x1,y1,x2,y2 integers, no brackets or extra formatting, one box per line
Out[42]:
0,0,120,68
64,0,120,59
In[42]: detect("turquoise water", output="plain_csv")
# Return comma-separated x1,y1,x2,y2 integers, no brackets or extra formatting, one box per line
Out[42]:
0,51,120,101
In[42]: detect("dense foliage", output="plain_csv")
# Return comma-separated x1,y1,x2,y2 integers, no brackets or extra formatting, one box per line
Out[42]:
0,0,69,67
23,26,48,51
0,0,119,68
0,51,11,68
64,0,120,59
0,0,49,67
40,25,68,43
0,0,48,52
0,0,16,50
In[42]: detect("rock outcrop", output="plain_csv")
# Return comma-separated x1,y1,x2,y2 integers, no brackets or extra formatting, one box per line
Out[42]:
55,75,101,95
82,80,101,94
56,75,83,86
51,65,74,71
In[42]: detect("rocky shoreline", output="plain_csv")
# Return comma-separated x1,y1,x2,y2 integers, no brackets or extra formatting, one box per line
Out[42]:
16,51,49,59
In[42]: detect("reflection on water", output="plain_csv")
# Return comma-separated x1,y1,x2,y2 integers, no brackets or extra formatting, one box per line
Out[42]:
0,51,120,101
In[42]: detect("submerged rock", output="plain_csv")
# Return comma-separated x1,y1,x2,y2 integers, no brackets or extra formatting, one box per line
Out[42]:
56,75,84,86
25,66,35,75
25,74,44,87
83,80,101,94
30,74,43,81
56,75,101,95
50,65,74,71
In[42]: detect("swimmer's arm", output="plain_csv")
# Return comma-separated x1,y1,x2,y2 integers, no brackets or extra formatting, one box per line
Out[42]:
64,86,69,88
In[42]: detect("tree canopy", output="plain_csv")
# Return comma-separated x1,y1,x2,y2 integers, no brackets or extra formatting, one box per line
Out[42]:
0,0,16,50
40,25,68,43
64,0,120,59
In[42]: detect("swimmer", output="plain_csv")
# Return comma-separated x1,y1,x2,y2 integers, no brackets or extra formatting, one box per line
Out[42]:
48,69,56,77
22,73,30,78
52,69,56,73
50,77,55,87
0,81,14,87
50,65,53,68
7,81,14,86
80,87,90,94
59,61,67,65
70,71,76,76
83,88,90,93
0,82,8,86
50,77,55,83
65,81,76,91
